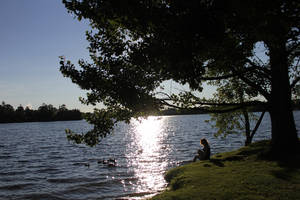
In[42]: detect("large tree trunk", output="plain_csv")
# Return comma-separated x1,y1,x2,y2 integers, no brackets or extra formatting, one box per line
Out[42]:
268,39,299,156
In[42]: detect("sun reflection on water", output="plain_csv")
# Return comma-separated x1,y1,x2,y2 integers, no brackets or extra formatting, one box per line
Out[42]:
134,116,162,154
126,116,169,195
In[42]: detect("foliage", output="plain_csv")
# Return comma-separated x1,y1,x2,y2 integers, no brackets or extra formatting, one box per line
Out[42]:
205,77,265,145
61,0,300,153
0,102,15,123
207,111,256,137
0,101,82,123
152,140,300,200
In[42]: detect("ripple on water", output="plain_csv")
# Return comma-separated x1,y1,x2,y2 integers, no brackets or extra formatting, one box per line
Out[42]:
17,160,29,163
18,193,68,200
0,155,12,159
46,177,99,184
115,191,158,200
58,185,96,195
0,183,34,191
0,170,28,176
35,167,61,174
47,155,65,160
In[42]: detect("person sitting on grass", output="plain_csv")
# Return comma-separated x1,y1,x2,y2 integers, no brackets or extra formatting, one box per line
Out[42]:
193,138,211,162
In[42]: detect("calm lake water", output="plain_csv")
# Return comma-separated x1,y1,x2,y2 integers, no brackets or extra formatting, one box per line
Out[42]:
0,112,299,200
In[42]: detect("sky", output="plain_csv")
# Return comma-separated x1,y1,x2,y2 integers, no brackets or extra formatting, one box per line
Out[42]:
0,0,216,113
0,0,96,111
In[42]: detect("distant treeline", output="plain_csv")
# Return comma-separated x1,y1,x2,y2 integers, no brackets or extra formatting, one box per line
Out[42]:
0,102,82,123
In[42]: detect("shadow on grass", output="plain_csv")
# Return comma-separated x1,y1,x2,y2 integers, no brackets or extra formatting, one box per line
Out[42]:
237,140,271,158
209,141,270,166
252,140,300,181
271,154,300,181
209,159,225,167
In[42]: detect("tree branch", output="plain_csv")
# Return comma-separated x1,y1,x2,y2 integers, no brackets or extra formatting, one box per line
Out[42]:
159,99,266,114
200,66,258,81
291,76,300,89
159,98,266,107
199,73,243,80
155,91,172,99
236,73,271,100
193,100,266,107
287,41,300,54
245,59,271,79
250,110,266,138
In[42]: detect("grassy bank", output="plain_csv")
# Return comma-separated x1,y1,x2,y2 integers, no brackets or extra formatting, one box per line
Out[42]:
152,141,300,200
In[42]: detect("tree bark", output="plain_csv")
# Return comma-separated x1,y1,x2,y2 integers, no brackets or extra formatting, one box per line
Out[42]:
268,39,299,156
243,109,251,146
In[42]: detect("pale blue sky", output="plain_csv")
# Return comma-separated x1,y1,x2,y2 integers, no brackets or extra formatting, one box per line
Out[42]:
0,0,216,112
0,0,95,111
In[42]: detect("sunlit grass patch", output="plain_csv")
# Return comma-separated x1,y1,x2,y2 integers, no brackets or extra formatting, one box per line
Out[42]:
152,140,300,200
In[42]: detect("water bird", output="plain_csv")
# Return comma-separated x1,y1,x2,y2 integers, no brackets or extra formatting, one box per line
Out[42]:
98,158,116,167
107,162,116,167
138,149,143,154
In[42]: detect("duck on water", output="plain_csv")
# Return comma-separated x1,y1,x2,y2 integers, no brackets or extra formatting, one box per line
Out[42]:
98,158,117,167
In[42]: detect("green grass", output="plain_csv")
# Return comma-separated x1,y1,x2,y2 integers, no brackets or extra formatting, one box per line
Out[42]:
152,140,300,200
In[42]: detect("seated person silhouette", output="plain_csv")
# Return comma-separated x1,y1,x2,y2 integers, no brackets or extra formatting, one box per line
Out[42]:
193,138,210,162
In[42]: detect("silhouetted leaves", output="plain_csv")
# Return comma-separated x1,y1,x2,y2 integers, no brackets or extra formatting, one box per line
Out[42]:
61,0,300,153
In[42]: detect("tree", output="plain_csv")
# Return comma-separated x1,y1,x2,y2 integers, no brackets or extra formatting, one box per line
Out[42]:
55,104,83,121
15,105,25,122
24,106,35,122
37,103,57,121
55,104,68,121
206,78,266,146
0,102,83,123
61,0,300,155
0,101,15,123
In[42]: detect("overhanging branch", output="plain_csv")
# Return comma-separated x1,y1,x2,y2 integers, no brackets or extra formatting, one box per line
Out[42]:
287,41,300,54
200,66,258,81
160,99,266,107
233,70,271,100
159,99,266,114
245,59,271,79
291,76,300,89
193,100,266,107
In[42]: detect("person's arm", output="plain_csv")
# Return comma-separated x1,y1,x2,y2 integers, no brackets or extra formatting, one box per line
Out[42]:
198,149,204,157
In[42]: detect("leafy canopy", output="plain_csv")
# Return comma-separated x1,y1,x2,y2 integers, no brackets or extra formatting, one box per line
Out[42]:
60,0,300,146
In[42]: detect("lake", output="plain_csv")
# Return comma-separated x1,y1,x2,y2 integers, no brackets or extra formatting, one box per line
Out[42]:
0,112,299,200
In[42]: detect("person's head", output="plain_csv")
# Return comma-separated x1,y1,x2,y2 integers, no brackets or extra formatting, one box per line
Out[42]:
200,138,209,146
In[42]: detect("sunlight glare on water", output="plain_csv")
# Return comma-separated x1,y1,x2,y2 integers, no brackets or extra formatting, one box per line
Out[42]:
134,116,162,155
128,116,168,195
